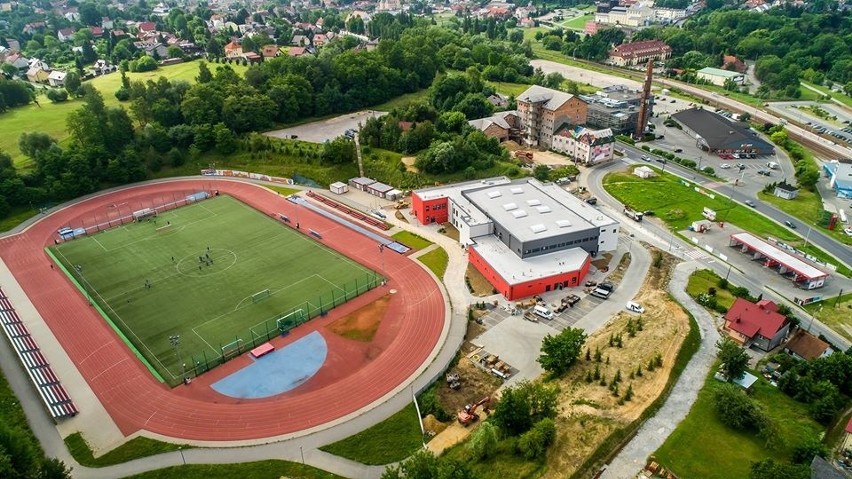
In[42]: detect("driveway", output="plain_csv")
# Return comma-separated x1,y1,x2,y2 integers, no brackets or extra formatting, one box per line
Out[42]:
265,110,387,143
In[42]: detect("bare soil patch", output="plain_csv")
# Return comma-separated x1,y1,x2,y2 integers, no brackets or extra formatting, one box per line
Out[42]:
591,252,615,271
395,210,408,223
466,264,495,297
326,294,390,342
401,156,419,173
543,248,686,478
440,222,460,241
502,140,522,151
532,149,573,166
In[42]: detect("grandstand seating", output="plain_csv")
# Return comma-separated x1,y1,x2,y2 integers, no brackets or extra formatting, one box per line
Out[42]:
305,191,391,230
0,289,78,419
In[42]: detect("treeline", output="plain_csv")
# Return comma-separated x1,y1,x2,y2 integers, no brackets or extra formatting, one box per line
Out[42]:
632,8,852,97
0,25,535,222
360,68,508,177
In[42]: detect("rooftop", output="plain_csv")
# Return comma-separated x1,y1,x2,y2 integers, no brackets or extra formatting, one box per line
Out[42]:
517,85,578,111
672,108,774,152
724,297,787,340
730,232,827,280
697,67,744,78
784,331,830,360
463,178,618,243
471,235,590,286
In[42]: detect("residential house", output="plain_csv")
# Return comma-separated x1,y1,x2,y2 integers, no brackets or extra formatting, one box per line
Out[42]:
138,22,157,33
209,14,225,30
23,22,47,34
552,126,615,166
90,27,104,38
143,43,169,59
315,17,324,30
91,59,114,75
5,39,19,51
288,46,308,57
63,8,79,22
224,41,243,58
4,53,29,71
261,44,280,59
784,331,832,361
609,40,672,67
313,33,328,47
26,63,51,83
519,17,536,28
722,55,747,73
243,51,262,64
773,182,799,200
516,85,588,148
346,10,372,23
468,110,523,142
102,17,114,29
47,70,67,87
57,28,75,42
291,34,308,46
487,94,508,108
152,2,170,16
723,298,790,351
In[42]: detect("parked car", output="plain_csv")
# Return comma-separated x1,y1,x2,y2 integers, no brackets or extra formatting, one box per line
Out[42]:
626,301,645,314
643,210,655,216
585,280,598,287
720,163,731,169
757,170,771,176
844,227,852,236
598,281,615,292
641,155,650,161
745,200,756,207
674,148,683,153
585,197,598,205
785,220,797,229
736,163,746,169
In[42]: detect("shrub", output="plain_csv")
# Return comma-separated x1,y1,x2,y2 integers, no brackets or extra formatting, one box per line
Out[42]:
46,88,68,103
516,418,556,460
467,422,499,460
713,384,772,434
114,87,131,101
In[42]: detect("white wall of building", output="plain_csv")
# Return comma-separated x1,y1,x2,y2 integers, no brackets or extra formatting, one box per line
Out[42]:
597,225,619,253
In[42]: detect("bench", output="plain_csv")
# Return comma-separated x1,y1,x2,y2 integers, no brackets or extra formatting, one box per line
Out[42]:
250,342,275,358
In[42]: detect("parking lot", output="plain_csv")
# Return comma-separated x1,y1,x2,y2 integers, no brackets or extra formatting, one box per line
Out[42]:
265,110,387,143
767,101,852,146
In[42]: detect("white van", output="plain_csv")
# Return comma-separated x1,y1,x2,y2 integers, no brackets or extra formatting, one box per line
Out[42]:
766,161,779,170
626,301,645,314
590,288,611,299
533,305,554,320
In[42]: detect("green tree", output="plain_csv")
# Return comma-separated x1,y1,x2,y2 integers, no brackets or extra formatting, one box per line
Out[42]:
197,61,213,83
713,383,770,433
792,436,828,464
537,327,587,377
749,459,809,479
716,337,749,381
490,381,558,436
320,137,356,165
517,418,556,460
64,72,81,96
533,164,551,182
467,421,498,460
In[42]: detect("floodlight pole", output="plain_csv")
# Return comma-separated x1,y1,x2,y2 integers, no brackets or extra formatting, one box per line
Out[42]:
804,225,813,248
379,243,385,283
169,335,184,382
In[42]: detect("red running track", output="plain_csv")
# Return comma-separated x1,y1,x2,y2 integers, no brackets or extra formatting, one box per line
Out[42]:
0,179,445,440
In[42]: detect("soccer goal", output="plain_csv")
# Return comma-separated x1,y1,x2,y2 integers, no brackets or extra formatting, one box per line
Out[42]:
221,338,243,360
276,309,306,333
251,289,271,303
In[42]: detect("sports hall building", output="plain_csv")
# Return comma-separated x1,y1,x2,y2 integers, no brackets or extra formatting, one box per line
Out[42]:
412,178,620,299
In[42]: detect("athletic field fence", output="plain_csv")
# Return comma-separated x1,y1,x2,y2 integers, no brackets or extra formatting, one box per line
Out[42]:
184,270,382,379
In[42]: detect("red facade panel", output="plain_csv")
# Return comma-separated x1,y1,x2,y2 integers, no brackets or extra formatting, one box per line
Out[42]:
469,247,592,300
411,193,449,225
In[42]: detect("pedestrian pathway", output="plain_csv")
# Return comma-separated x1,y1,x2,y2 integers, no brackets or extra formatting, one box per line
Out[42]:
601,261,720,478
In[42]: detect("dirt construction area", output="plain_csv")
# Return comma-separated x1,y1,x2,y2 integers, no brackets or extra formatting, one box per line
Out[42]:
265,110,386,143
542,248,690,478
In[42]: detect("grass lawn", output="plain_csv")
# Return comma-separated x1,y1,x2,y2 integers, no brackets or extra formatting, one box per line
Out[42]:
655,365,824,479
126,460,344,479
319,403,424,465
801,81,852,108
0,60,247,169
562,14,593,29
757,191,852,247
685,269,738,309
804,293,852,341
370,89,431,112
443,433,547,479
418,247,449,279
488,81,532,97
51,195,377,382
0,206,39,232
262,185,300,197
392,230,433,250
65,433,187,467
602,167,852,277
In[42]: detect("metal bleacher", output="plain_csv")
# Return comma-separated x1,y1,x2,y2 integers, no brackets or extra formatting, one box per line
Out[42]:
0,290,78,420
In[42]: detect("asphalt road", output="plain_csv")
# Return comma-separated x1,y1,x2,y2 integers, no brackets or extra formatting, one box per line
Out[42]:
618,143,852,268
585,160,850,350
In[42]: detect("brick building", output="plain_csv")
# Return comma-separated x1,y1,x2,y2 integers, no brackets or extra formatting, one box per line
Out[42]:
517,86,588,148
609,40,672,67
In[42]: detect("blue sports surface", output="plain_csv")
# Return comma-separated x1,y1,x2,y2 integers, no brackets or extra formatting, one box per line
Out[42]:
211,331,328,399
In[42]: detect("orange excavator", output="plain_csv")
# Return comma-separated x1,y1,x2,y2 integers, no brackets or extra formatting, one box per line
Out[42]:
457,396,491,426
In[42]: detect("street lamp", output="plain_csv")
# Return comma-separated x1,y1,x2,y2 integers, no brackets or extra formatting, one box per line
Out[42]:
804,225,813,248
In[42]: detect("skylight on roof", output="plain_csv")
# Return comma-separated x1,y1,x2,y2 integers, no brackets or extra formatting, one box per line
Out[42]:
488,191,502,199
556,219,572,228
511,187,524,195
526,199,541,206
536,205,552,213
511,209,528,218
503,202,518,211
530,224,547,233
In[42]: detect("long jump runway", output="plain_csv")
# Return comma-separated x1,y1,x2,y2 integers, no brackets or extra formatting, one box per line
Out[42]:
0,179,446,440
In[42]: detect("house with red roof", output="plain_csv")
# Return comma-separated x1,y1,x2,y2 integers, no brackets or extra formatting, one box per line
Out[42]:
723,298,790,351
138,21,157,33
224,41,243,58
843,418,852,452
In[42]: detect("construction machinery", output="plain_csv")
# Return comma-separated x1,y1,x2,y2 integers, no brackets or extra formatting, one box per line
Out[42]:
623,206,644,222
457,396,491,426
394,200,409,210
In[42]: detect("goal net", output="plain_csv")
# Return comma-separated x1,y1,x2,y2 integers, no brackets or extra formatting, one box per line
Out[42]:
276,309,306,333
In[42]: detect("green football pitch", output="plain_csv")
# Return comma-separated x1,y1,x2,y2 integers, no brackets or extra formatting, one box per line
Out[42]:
50,195,378,382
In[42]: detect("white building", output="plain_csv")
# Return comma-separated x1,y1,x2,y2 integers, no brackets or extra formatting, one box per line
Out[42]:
551,126,615,166
697,67,746,87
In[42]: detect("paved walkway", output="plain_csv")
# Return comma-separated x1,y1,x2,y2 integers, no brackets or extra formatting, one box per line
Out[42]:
600,261,720,478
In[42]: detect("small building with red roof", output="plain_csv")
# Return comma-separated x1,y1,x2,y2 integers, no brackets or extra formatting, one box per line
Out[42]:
723,298,790,351
843,418,852,453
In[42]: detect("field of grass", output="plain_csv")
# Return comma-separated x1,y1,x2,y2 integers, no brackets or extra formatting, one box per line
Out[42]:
0,60,247,169
602,167,852,277
392,230,433,250
262,185,300,197
418,247,449,279
562,14,594,29
655,365,824,479
319,403,423,465
51,195,376,382
370,89,431,112
487,81,532,97
65,433,187,467
127,460,344,479
757,190,852,247
685,269,738,309
804,293,852,341
801,81,852,108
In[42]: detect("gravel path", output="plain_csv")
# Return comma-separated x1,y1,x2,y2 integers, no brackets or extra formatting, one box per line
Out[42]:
600,261,720,478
